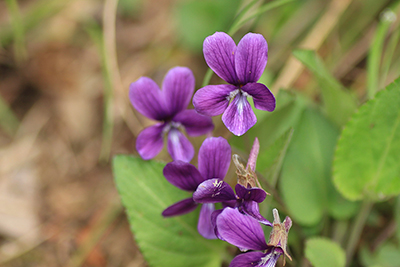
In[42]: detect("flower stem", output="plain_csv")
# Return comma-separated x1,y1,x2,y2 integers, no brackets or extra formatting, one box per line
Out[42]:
345,200,373,266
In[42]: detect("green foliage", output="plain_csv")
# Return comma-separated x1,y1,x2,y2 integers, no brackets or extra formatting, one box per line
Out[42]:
174,0,240,52
280,108,358,226
333,77,400,201
293,49,357,126
367,7,398,99
113,156,225,267
305,238,345,267
360,243,400,267
258,128,293,181
230,90,305,152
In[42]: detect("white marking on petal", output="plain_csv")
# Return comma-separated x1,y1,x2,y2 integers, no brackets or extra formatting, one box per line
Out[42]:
227,89,240,101
236,93,248,115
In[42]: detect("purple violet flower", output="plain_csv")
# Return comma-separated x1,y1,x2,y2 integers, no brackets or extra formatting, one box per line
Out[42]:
193,138,271,225
216,207,292,267
162,137,231,239
193,32,276,136
129,66,214,162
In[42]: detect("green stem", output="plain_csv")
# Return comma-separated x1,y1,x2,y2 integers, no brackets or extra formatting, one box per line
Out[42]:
5,0,27,62
345,200,373,266
367,7,397,99
332,220,349,246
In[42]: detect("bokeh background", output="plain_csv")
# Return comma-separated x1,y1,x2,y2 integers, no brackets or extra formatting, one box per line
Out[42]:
0,0,399,266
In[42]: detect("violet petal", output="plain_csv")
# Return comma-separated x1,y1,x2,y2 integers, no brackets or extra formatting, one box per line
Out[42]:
163,161,204,191
241,201,273,226
193,84,236,116
136,123,165,160
235,184,267,203
173,109,214,136
129,77,168,121
203,32,238,84
167,128,194,162
197,203,217,239
235,33,268,84
216,207,268,251
211,209,224,239
230,250,280,267
162,198,198,217
162,67,195,116
198,137,231,179
242,83,275,112
222,93,257,136
193,179,236,203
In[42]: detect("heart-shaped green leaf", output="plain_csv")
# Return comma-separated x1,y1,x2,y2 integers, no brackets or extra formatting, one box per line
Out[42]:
333,77,400,201
305,238,345,267
113,156,225,267
280,108,357,225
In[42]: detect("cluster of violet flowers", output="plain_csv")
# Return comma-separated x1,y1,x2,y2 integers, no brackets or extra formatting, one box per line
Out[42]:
129,32,292,267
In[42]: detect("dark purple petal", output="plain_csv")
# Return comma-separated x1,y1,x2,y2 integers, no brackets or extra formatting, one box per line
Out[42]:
230,250,281,267
242,83,275,112
222,93,257,136
211,209,224,239
173,109,214,136
193,84,236,116
167,128,194,162
198,137,231,179
129,77,168,121
136,123,165,160
235,33,268,84
216,207,268,251
235,184,267,202
241,201,273,226
203,32,238,84
163,161,204,191
162,198,198,217
193,179,236,203
197,203,217,239
162,67,195,116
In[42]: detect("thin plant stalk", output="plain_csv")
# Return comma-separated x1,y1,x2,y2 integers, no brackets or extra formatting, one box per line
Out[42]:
345,200,373,266
367,10,395,99
86,22,114,162
380,27,400,89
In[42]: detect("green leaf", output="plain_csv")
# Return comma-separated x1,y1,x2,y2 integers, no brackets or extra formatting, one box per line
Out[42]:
258,128,293,182
333,77,400,201
293,49,357,126
305,238,345,267
113,156,225,267
280,108,357,225
360,243,400,267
